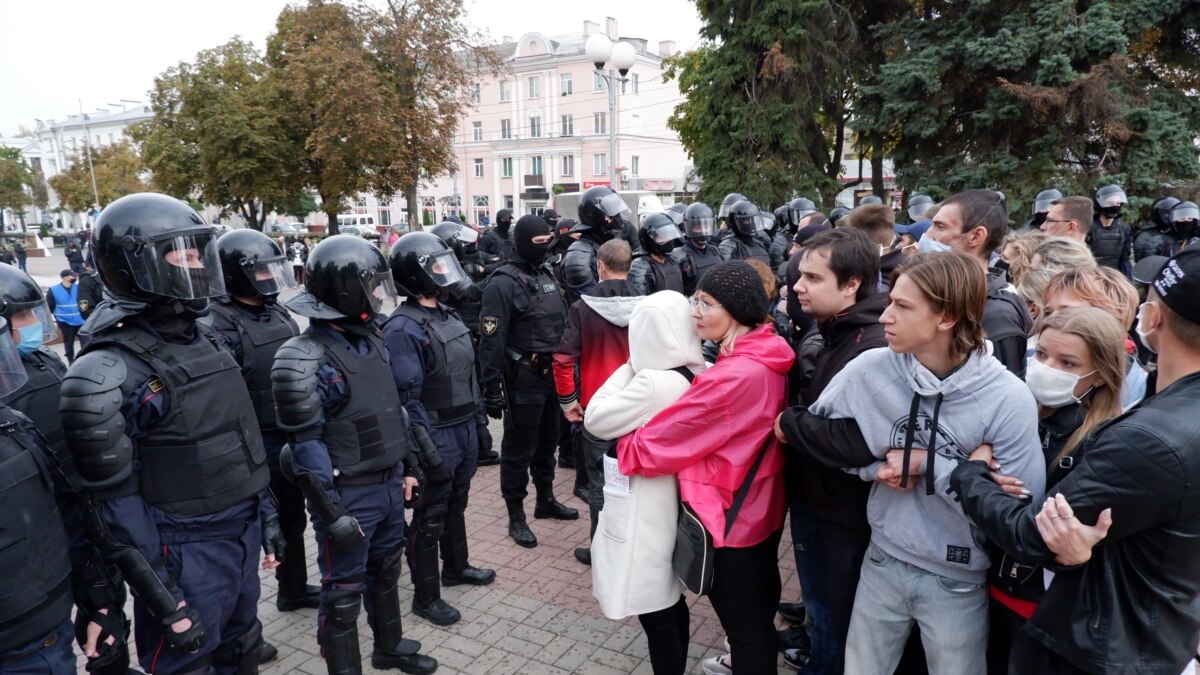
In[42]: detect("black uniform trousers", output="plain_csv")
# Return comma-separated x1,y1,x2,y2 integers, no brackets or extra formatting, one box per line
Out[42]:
498,362,559,504
264,433,311,599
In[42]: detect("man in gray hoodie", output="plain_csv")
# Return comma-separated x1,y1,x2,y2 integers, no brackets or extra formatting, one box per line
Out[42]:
808,251,1045,674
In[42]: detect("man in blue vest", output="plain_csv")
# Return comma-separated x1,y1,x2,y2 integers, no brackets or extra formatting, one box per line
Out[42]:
47,269,84,362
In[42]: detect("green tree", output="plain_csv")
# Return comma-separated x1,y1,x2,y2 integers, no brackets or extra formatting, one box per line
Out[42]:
48,141,148,212
0,148,34,227
131,38,301,230
278,191,318,220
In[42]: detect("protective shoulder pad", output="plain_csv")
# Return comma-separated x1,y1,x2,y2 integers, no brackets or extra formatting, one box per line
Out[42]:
562,244,597,289
59,349,134,490
271,335,325,431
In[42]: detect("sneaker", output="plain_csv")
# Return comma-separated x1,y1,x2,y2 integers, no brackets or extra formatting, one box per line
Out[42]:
782,647,810,670
701,653,732,675
778,625,812,652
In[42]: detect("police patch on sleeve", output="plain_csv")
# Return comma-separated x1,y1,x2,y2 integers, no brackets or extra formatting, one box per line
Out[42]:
147,378,164,393
482,316,499,335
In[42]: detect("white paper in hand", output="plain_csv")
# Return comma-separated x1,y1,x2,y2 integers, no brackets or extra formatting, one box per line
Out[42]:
603,455,631,494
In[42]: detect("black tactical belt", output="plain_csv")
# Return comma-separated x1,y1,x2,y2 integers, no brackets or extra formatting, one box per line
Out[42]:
335,467,395,486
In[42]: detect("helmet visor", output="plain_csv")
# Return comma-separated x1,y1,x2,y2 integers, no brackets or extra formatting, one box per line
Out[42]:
0,319,28,398
597,193,630,217
421,249,468,289
651,222,685,245
791,207,816,223
456,225,480,245
686,217,716,238
1032,197,1057,215
1173,204,1200,223
362,271,400,316
125,230,227,299
1098,188,1128,208
907,203,933,220
243,255,298,298
754,212,775,232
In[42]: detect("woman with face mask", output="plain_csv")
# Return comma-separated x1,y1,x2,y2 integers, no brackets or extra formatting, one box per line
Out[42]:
983,305,1127,674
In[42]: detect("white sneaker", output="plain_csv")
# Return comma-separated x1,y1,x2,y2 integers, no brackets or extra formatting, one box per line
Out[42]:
702,653,733,675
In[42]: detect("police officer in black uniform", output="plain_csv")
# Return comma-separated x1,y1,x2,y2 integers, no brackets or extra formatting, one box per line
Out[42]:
1134,197,1187,260
828,205,851,228
479,215,577,548
62,193,279,675
1023,188,1062,230
773,197,815,268
0,265,67,453
1090,184,1134,277
628,212,685,295
562,186,630,306
207,229,322,617
719,199,771,265
672,202,726,296
478,208,515,272
270,235,436,675
383,232,497,627
427,222,499,467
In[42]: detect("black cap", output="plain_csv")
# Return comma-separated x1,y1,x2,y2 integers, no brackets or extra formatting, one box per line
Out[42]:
61,269,75,278
793,220,831,246
1132,249,1200,325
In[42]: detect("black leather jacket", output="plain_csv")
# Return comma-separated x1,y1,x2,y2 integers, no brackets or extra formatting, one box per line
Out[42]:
951,371,1200,674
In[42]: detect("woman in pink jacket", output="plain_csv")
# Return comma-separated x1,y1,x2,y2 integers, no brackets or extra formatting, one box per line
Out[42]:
619,260,794,673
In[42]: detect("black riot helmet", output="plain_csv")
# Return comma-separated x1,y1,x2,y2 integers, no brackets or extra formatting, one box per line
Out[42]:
389,231,469,299
577,186,629,238
513,215,554,264
665,202,688,220
639,212,686,256
683,202,716,243
217,229,296,303
907,194,934,221
495,208,514,235
91,192,226,302
728,200,761,237
718,192,747,220
429,220,479,262
1171,201,1200,240
1095,184,1128,217
789,198,816,230
1152,197,1181,228
773,205,790,233
288,234,398,323
859,194,883,206
1032,189,1063,216
828,205,851,227
0,265,56,342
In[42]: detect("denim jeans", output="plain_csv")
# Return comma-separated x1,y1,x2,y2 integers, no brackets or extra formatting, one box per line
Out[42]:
845,542,987,675
788,503,839,675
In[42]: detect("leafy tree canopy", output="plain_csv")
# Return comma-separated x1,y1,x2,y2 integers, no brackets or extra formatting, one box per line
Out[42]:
47,142,148,212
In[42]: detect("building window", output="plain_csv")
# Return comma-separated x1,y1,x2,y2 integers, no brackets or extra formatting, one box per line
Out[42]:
355,197,368,207
530,156,543,176
593,112,606,135
560,73,573,96
473,158,484,178
631,155,640,175
529,117,541,138
632,74,639,93
528,76,540,98
500,80,511,102
560,114,573,137
471,121,482,141
593,153,607,176
505,195,514,209
379,209,391,227
379,197,391,207
593,70,604,91
562,155,574,176
500,119,512,139
502,157,513,178
470,83,481,104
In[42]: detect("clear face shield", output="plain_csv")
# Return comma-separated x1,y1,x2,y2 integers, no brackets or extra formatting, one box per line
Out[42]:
242,254,298,300
754,212,775,232
9,302,59,344
421,249,468,289
124,229,227,299
651,222,685,250
598,193,630,218
361,271,400,317
1172,204,1200,224
454,225,480,246
0,318,29,398
791,206,816,224
1032,197,1057,215
686,216,716,239
1098,189,1128,209
907,202,933,221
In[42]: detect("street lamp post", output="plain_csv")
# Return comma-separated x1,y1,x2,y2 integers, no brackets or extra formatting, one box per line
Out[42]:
585,34,636,191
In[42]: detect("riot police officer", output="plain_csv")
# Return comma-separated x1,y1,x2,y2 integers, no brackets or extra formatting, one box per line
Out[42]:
859,194,884,206
628,212,685,295
1135,197,1185,260
1171,201,1200,250
773,197,815,268
428,222,499,467
828,205,851,228
1023,188,1062,229
479,215,577,548
383,232,497,627
479,208,515,271
271,234,437,675
562,186,630,306
206,229,322,617
62,193,277,675
906,194,935,223
0,265,67,454
672,202,726,296
1091,184,1134,276
718,199,771,265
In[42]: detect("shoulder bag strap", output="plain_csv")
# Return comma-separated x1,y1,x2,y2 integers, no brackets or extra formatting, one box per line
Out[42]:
723,434,772,538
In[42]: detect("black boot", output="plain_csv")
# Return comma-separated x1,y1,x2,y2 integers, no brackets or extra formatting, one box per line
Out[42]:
574,548,591,565
534,494,579,520
410,528,461,626
367,553,438,674
506,500,537,548
477,449,500,466
277,584,322,611
440,494,496,586
320,590,363,675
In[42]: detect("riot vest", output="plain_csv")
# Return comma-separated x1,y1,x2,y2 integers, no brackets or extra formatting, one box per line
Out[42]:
631,254,685,295
495,263,567,354
0,406,73,653
720,236,771,266
210,300,298,432
311,329,408,477
1088,218,1127,269
5,348,67,455
673,242,724,296
88,324,269,517
388,304,478,427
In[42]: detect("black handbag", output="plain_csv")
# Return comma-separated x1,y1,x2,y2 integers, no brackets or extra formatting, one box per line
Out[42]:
672,437,771,596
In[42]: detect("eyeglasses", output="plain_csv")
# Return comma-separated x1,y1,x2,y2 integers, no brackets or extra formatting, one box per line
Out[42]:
1042,218,1075,226
689,296,722,315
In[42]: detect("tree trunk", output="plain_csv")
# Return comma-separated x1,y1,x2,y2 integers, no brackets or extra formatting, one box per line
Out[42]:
405,183,419,231
325,203,340,236
871,131,885,197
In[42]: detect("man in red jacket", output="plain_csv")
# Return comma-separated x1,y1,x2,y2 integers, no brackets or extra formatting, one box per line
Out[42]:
552,239,642,564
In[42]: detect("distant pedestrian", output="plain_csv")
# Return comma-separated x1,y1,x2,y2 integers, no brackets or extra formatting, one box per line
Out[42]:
64,241,84,275
13,240,26,271
47,269,84,362
0,246,14,266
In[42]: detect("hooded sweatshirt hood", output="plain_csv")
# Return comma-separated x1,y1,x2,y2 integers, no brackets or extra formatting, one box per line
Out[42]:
581,279,641,328
628,291,704,373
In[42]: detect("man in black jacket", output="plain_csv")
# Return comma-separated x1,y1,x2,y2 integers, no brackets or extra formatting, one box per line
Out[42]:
950,247,1200,674
775,228,889,673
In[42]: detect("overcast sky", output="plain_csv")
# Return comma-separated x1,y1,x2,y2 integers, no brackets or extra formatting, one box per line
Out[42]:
0,0,704,137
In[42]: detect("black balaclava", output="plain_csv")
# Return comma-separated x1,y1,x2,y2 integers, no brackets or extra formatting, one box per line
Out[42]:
496,214,514,237
514,215,552,266
138,299,207,344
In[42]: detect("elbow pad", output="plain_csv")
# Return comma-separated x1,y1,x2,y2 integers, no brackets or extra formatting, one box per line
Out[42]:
59,351,134,490
271,336,324,431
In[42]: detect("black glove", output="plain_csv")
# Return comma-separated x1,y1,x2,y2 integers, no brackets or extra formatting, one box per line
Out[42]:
484,388,506,420
262,514,286,563
476,421,493,454
161,604,206,654
326,514,365,552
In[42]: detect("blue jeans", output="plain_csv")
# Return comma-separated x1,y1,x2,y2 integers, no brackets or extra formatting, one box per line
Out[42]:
789,503,839,675
0,619,74,675
845,542,987,675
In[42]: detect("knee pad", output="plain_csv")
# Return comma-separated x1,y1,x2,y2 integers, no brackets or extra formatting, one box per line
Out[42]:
367,547,405,587
325,587,363,630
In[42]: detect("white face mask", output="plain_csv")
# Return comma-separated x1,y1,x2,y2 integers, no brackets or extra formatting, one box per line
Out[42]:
918,233,953,254
1135,302,1158,354
1026,358,1096,408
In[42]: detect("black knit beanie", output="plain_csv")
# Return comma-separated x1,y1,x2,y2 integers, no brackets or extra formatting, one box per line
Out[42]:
696,260,768,327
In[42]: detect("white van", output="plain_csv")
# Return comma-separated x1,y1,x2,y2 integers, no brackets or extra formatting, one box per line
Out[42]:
337,214,376,229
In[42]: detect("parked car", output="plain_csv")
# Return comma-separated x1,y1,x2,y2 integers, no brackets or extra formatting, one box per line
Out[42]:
264,222,303,235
